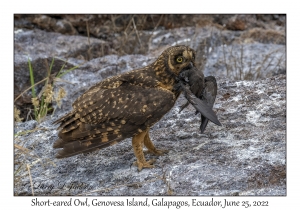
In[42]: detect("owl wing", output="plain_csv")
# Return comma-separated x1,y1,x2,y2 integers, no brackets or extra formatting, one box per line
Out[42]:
53,81,175,158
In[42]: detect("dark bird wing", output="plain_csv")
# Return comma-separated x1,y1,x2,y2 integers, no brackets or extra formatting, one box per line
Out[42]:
183,67,205,98
176,66,221,132
178,67,204,113
200,76,218,133
179,80,221,127
53,78,175,158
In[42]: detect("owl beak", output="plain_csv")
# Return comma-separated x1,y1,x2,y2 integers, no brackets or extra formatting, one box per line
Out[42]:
182,62,194,71
187,62,193,69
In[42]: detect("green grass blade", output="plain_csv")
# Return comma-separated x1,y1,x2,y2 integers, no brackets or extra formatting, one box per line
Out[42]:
56,58,68,78
49,57,55,75
28,57,36,98
28,57,37,119
58,65,80,78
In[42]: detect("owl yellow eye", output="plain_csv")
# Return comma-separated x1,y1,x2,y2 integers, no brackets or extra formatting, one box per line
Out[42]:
176,57,183,63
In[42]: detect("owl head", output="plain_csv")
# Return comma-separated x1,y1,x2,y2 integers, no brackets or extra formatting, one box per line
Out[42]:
160,45,196,76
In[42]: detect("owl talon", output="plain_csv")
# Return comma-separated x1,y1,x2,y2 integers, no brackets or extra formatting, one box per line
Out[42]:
145,149,168,156
53,46,202,164
133,159,156,171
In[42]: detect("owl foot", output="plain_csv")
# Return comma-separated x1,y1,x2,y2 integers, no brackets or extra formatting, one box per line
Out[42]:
145,149,168,156
133,159,156,171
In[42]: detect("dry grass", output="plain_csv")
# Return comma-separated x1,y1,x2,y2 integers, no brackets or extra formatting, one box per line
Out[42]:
14,127,56,195
14,57,81,123
14,58,80,195
76,177,159,196
14,15,286,195
26,164,34,196
14,106,23,122
241,28,285,45
219,34,285,81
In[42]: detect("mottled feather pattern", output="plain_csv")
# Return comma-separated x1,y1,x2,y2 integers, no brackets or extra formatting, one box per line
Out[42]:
56,135,125,158
54,63,177,158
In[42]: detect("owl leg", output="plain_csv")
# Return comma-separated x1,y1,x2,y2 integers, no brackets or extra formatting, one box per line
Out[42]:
144,131,168,156
132,129,155,171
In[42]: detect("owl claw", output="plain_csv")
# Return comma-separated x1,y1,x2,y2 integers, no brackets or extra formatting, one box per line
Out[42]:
145,149,168,156
133,159,156,171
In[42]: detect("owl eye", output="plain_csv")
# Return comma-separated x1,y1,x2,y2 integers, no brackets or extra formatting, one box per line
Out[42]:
176,57,183,63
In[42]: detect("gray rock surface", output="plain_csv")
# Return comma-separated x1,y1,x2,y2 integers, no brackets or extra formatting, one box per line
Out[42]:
14,26,285,114
14,74,286,196
204,43,285,81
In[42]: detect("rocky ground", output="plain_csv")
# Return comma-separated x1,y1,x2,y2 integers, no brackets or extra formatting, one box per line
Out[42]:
14,14,286,196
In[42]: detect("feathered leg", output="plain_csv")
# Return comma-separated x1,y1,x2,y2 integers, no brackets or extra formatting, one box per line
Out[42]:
132,129,155,171
144,131,168,156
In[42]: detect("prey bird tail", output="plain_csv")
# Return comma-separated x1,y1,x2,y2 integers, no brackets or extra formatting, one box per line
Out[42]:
200,115,209,134
199,76,218,133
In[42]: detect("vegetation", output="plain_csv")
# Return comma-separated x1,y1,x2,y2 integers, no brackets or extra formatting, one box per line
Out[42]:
14,57,79,123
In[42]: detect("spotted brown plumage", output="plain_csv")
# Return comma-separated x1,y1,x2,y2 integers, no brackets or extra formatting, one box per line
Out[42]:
53,45,196,171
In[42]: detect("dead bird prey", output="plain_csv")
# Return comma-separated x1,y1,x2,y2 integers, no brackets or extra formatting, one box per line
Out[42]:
175,67,221,133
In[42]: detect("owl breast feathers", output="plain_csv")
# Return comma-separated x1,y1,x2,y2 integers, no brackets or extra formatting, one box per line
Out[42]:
53,45,198,171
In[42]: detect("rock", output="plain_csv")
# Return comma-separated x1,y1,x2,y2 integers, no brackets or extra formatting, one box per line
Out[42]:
32,15,78,35
241,28,285,45
14,74,286,196
14,14,285,55
14,14,286,196
14,28,113,119
227,19,246,31
204,43,286,81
